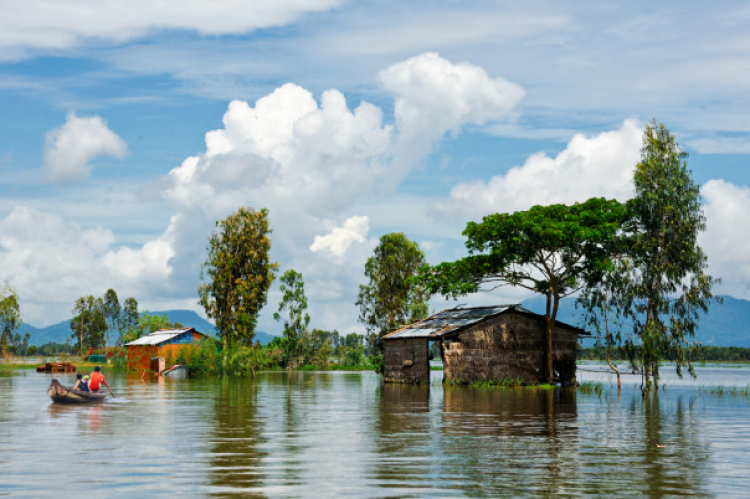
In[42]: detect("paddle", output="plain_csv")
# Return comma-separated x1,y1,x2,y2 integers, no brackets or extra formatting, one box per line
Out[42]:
104,382,115,399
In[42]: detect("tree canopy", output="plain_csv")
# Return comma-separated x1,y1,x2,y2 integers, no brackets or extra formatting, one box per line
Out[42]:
273,269,311,368
356,232,431,347
420,197,628,383
199,206,279,349
580,120,718,388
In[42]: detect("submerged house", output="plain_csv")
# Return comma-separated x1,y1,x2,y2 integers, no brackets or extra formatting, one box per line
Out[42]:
382,305,587,385
125,327,209,371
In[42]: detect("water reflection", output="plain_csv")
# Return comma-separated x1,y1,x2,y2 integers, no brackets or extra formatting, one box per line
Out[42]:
1,369,748,496
209,378,267,495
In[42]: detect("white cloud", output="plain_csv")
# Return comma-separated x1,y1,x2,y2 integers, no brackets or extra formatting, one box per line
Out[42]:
310,216,369,256
701,180,750,298
439,119,643,219
44,113,128,183
380,52,525,165
0,206,174,325
0,0,344,54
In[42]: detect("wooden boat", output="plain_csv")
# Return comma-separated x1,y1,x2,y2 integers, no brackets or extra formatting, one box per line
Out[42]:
48,378,107,404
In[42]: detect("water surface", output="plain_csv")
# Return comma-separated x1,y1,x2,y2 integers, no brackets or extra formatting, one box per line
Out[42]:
1,367,749,497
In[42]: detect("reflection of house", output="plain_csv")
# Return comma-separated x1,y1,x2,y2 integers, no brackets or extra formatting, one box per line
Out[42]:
382,305,588,385
125,328,208,371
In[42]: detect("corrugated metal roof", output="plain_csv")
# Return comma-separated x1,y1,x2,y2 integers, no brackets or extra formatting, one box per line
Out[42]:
125,328,199,346
383,304,587,339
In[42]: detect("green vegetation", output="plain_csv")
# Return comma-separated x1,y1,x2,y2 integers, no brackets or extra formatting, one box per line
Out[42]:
0,283,26,356
578,381,604,395
199,206,279,351
419,197,627,384
274,269,311,368
357,232,431,352
579,345,750,363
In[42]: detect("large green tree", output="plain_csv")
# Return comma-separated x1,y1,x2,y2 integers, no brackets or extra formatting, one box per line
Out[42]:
420,198,628,384
102,288,121,348
118,297,139,345
0,283,23,355
70,295,108,353
273,269,310,367
199,207,279,350
356,232,431,347
620,121,717,387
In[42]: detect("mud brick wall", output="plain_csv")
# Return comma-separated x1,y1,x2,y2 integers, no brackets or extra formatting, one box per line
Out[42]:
442,312,579,384
383,338,430,383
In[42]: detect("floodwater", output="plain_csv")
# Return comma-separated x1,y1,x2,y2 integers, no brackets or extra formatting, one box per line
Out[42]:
1,366,750,497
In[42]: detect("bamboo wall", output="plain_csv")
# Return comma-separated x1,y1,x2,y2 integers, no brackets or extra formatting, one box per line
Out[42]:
383,338,430,383
442,312,578,384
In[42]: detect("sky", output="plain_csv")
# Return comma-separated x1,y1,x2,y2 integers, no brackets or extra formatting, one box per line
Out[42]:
1,1,750,334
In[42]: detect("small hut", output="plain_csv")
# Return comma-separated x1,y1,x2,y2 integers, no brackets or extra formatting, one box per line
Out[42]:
382,305,588,385
125,328,209,372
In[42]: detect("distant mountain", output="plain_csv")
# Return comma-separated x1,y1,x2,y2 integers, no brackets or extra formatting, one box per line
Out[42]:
22,309,277,346
521,294,750,348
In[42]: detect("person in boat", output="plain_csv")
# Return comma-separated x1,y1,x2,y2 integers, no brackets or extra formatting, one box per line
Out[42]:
88,366,109,393
73,373,89,392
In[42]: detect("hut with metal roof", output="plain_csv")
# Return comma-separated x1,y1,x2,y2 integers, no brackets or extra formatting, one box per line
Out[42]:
125,328,209,371
382,305,587,385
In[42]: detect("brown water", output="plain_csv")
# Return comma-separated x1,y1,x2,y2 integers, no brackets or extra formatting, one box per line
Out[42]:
1,368,749,497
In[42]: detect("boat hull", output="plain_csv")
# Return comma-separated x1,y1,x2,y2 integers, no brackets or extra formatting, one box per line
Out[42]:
48,378,107,404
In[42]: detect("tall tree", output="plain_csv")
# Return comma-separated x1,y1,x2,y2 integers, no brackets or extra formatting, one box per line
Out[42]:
70,295,108,353
0,283,22,355
624,120,718,387
199,207,279,351
273,269,310,368
102,288,121,348
118,297,139,345
356,233,430,347
420,198,627,384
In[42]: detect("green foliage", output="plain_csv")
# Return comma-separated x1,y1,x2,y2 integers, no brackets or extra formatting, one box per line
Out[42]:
122,312,174,344
0,283,22,355
356,233,431,345
579,121,719,387
102,289,121,348
273,269,311,367
420,197,628,383
70,295,108,353
118,297,139,345
577,381,604,395
199,206,279,349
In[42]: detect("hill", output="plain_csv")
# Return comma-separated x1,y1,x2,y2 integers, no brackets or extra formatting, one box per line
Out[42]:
22,309,277,346
521,294,750,348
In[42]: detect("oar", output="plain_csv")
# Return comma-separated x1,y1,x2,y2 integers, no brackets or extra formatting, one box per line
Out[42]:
104,383,115,399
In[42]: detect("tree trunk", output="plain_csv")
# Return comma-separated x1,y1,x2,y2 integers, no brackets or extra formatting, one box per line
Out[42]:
544,292,560,384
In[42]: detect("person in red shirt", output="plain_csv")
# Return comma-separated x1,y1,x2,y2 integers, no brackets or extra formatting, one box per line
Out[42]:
88,366,108,393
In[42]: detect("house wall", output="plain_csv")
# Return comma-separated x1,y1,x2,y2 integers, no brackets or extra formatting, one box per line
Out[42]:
442,312,579,385
127,345,158,371
383,338,430,383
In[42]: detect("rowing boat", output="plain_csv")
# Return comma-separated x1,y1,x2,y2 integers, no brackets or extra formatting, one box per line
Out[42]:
48,378,107,404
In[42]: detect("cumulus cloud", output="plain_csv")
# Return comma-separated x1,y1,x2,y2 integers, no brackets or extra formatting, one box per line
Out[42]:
44,113,128,183
310,216,369,256
380,52,525,163
439,119,643,218
0,206,174,324
0,0,344,54
701,180,750,297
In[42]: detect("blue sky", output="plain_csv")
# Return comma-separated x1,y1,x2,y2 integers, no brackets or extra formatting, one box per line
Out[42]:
1,1,749,333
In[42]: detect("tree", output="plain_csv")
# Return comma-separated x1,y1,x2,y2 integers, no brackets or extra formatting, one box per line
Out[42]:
199,207,279,351
622,121,718,387
273,269,310,368
70,295,108,353
420,198,628,384
102,288,121,348
118,297,139,345
356,233,431,348
0,283,22,355
122,312,175,344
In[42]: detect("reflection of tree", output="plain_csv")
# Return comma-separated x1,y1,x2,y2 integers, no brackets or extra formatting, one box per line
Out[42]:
208,378,267,495
440,387,578,497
